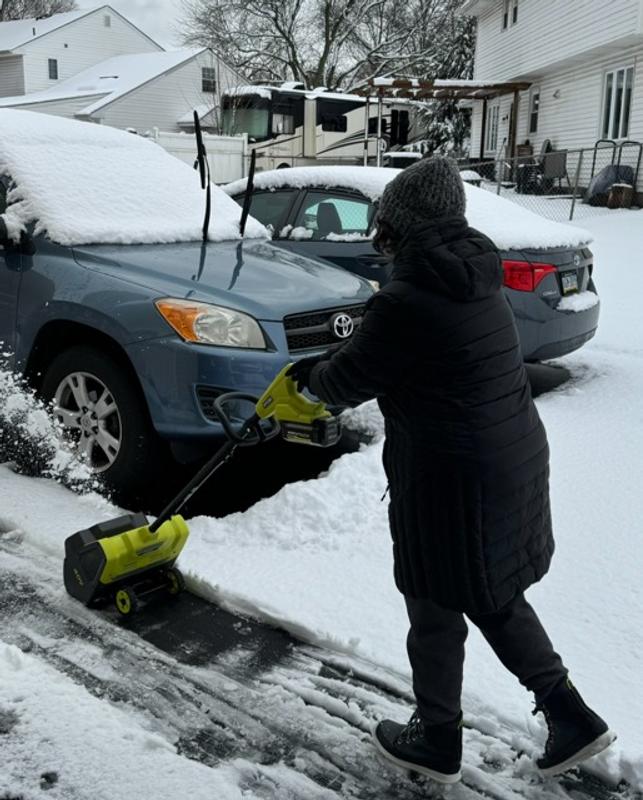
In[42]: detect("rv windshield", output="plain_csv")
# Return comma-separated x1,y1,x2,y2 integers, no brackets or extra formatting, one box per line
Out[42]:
223,104,270,141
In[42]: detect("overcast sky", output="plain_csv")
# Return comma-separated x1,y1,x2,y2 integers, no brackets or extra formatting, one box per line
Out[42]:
77,0,184,49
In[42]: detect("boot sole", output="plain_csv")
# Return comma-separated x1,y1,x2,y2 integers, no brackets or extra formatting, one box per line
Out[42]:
371,725,462,784
539,730,617,777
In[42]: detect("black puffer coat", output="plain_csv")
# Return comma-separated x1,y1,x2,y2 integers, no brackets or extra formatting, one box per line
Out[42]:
309,216,554,615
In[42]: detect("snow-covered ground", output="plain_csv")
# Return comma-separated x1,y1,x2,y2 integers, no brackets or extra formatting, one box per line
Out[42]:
1,208,642,796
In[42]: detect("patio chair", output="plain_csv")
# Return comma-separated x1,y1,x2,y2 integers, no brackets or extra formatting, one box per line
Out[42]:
516,140,571,194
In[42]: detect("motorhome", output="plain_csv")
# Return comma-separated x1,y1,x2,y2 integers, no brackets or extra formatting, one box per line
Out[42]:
221,82,411,169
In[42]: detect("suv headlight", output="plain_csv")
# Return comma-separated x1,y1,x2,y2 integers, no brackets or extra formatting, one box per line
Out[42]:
155,298,266,349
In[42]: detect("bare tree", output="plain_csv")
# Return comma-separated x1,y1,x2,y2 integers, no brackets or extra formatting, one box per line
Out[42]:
180,0,471,91
0,0,77,21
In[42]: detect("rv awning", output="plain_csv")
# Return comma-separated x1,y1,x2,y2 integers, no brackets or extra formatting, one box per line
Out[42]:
353,78,531,101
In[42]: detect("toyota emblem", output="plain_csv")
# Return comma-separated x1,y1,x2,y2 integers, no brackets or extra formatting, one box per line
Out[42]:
332,313,354,339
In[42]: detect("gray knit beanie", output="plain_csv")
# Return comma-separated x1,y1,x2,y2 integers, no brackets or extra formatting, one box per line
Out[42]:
377,156,466,238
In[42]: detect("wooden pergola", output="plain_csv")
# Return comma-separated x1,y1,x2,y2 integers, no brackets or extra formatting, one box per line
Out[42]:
354,78,532,160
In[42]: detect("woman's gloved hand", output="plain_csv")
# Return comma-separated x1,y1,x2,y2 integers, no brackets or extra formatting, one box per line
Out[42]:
286,354,325,393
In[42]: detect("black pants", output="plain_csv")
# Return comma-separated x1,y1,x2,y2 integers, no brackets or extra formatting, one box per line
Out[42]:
405,592,567,724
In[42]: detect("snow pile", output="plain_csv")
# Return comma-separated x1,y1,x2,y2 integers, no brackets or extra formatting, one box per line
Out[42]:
0,365,96,491
0,109,267,246
288,226,314,240
557,291,600,313
224,165,592,250
325,231,373,242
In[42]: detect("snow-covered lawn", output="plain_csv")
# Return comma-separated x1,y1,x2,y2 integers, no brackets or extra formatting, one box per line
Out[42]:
1,208,642,794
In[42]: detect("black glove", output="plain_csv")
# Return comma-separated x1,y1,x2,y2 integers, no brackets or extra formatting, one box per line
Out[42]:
286,354,325,393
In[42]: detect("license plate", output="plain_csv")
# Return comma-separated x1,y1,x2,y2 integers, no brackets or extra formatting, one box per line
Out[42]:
561,272,578,295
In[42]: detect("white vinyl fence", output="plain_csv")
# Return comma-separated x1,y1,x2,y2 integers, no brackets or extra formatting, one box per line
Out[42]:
151,130,248,184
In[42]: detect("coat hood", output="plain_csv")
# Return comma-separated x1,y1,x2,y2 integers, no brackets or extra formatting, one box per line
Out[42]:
391,215,503,302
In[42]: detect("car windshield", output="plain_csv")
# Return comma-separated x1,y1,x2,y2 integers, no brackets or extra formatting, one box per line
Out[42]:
0,109,267,246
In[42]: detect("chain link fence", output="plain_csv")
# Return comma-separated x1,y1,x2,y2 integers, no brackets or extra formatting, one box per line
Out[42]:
460,141,642,222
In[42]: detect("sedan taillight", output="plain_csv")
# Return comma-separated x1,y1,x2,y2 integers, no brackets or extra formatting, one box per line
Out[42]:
502,259,557,292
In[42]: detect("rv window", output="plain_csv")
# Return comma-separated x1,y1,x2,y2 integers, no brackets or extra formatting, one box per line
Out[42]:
368,117,389,135
272,113,295,135
223,106,270,140
293,191,372,240
321,114,348,133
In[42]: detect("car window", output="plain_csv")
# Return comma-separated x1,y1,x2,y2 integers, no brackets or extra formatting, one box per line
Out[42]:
234,190,294,234
291,191,374,241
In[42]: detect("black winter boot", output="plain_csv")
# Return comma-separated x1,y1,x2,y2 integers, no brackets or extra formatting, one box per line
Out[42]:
534,678,616,776
373,710,462,784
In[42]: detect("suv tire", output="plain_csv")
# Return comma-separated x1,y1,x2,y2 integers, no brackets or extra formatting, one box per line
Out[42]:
41,345,167,496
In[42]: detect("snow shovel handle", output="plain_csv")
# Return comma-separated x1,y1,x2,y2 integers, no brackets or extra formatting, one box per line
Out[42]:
149,409,270,533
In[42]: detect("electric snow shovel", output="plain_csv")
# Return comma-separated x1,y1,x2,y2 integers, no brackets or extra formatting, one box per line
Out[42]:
63,365,341,616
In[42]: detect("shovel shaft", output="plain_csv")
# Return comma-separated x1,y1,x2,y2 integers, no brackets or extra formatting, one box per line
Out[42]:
149,439,237,533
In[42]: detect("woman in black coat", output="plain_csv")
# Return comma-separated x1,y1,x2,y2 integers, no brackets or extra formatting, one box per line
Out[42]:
290,157,614,784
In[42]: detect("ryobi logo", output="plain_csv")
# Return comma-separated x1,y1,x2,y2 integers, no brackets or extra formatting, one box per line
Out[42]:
262,395,274,409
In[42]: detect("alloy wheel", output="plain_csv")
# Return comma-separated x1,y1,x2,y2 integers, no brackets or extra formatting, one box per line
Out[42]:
53,371,122,473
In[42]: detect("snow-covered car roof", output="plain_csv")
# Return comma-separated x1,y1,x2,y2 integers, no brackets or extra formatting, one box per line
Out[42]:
224,166,592,251
0,109,267,247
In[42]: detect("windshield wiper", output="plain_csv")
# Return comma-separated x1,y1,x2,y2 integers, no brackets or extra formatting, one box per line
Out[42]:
239,149,257,238
193,110,211,243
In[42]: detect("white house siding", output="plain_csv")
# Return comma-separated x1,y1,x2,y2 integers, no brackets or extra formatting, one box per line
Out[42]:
95,53,242,133
0,55,24,97
15,8,161,95
473,0,643,82
470,44,643,191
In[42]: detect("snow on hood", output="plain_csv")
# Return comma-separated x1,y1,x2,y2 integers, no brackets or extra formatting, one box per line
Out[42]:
224,165,592,251
0,109,267,247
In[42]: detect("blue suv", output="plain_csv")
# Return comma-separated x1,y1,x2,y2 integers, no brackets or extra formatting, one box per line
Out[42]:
0,111,371,493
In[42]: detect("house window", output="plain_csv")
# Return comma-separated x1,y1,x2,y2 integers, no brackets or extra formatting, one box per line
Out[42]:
529,87,540,134
202,67,217,94
485,104,500,153
502,0,518,29
104,14,111,27
48,59,58,80
602,66,634,139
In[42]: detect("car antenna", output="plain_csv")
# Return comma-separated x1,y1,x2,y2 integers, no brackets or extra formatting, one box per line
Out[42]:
193,110,211,243
238,149,257,237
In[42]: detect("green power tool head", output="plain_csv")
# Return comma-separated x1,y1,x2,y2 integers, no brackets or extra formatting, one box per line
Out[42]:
63,513,189,613
256,365,342,447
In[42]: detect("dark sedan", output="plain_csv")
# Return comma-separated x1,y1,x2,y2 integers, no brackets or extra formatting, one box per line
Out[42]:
225,166,600,361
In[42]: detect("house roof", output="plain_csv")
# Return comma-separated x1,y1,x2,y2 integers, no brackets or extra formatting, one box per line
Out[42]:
0,48,206,117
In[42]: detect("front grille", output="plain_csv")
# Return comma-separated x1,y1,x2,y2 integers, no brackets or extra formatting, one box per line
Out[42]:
285,304,365,352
